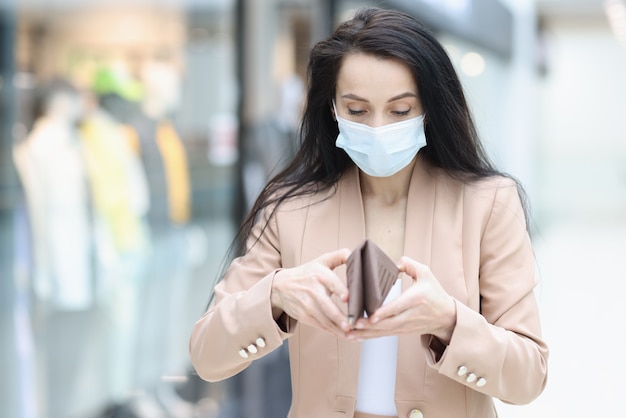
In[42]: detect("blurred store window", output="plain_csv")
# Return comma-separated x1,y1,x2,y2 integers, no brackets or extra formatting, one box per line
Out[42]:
4,1,241,417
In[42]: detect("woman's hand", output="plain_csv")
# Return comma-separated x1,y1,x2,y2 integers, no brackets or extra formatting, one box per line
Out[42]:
271,248,352,338
348,256,457,343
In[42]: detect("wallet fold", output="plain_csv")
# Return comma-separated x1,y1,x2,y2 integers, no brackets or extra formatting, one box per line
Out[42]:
346,239,399,328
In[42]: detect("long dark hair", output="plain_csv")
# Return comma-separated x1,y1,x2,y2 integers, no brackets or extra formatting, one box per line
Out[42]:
228,7,526,269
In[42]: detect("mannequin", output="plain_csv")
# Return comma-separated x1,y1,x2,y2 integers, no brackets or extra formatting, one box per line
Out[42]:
133,59,190,227
81,90,149,260
80,89,151,402
13,80,92,311
13,80,94,417
124,59,193,392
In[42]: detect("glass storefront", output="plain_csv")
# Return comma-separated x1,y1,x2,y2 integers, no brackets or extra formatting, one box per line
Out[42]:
3,1,241,417
1,0,321,416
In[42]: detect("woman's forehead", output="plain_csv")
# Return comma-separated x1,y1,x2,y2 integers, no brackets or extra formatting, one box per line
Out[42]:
336,53,418,100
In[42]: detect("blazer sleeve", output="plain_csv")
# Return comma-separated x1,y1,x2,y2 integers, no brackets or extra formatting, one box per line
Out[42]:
423,180,549,404
189,207,296,382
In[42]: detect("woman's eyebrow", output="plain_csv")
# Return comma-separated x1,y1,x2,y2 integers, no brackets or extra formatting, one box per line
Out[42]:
388,92,418,102
341,93,368,102
340,92,417,103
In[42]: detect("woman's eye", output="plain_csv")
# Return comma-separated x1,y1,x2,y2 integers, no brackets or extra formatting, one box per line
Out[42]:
348,109,365,116
393,109,411,116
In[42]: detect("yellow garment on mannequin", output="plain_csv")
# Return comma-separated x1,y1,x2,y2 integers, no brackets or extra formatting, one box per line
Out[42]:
156,121,191,224
122,124,141,155
121,120,191,224
81,115,147,253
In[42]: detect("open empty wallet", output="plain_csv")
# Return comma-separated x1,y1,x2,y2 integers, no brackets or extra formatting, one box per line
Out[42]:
346,239,400,328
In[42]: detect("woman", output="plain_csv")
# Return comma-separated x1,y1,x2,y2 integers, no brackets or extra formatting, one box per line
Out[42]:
190,7,548,418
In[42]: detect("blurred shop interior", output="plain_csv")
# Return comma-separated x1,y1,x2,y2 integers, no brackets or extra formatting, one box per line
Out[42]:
1,0,626,417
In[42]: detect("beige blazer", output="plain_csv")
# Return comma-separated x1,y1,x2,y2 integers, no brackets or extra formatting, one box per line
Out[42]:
190,155,548,418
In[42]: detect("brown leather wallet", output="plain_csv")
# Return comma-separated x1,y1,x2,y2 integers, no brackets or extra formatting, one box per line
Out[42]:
346,239,399,328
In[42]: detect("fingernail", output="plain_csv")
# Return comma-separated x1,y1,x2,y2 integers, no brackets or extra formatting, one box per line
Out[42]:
371,316,379,324
356,322,365,329
341,321,349,331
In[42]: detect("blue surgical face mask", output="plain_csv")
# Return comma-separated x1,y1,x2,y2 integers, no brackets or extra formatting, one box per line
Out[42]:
333,101,427,177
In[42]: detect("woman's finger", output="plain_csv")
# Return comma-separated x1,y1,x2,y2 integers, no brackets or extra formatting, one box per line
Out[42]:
314,272,349,302
397,256,429,280
306,295,350,334
318,248,351,270
369,299,404,323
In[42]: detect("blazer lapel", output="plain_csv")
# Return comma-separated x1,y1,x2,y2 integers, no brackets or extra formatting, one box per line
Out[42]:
401,154,436,289
337,165,367,250
337,166,366,398
396,154,437,402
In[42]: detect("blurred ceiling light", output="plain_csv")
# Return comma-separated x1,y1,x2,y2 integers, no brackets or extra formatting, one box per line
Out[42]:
443,43,460,61
461,52,485,77
604,0,626,44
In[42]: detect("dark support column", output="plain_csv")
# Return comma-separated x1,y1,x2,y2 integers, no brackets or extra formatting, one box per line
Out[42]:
328,0,337,31
0,8,16,211
0,4,19,418
233,0,247,231
311,0,337,44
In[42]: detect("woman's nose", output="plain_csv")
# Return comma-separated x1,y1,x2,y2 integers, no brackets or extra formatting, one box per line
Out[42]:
367,114,387,128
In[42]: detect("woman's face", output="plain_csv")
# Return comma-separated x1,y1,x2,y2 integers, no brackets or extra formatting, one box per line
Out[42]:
334,53,423,128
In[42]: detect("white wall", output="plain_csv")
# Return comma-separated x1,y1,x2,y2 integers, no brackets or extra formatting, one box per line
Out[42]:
536,17,626,224
496,11,626,418
441,0,540,207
